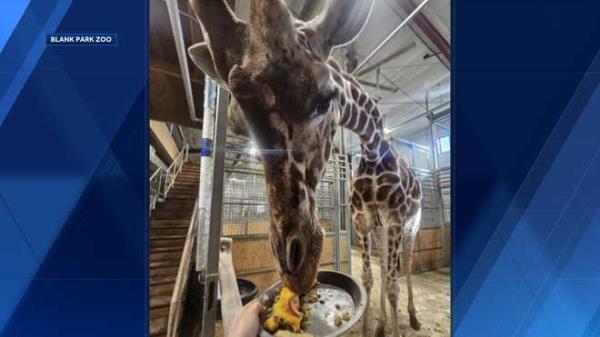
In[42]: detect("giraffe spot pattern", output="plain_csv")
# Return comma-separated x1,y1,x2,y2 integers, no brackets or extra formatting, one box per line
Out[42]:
377,173,401,185
376,184,393,201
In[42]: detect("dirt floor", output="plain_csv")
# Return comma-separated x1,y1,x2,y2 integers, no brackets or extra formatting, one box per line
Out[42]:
346,249,450,337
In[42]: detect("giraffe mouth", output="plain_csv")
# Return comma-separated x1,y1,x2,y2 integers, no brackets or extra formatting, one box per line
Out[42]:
280,240,318,294
282,272,318,295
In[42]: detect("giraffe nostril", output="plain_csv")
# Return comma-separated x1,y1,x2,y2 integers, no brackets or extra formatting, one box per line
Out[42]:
288,238,304,271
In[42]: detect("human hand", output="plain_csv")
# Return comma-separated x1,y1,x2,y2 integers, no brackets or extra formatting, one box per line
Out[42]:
227,299,264,337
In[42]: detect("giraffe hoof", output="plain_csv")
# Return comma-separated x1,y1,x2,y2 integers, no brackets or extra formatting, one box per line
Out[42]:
409,315,421,331
375,323,385,337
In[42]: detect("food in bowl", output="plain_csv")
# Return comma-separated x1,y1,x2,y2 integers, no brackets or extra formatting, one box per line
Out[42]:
263,284,354,336
263,286,306,333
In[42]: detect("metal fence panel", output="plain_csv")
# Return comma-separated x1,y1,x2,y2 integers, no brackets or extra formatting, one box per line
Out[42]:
221,145,345,237
437,166,451,223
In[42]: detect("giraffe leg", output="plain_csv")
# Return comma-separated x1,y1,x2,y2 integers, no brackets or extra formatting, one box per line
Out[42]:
403,235,421,330
358,231,373,337
385,226,403,337
374,226,387,337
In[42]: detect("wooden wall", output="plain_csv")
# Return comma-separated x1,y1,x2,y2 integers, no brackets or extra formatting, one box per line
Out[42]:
228,232,351,291
227,228,444,291
369,227,445,274
413,227,445,272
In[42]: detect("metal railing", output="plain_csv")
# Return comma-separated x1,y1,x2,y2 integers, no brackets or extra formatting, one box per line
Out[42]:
149,144,190,212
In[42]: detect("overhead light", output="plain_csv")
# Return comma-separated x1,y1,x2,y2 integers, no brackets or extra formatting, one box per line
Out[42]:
384,128,391,134
249,146,259,156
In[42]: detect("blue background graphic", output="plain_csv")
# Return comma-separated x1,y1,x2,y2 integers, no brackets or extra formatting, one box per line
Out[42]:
0,0,31,53
0,0,147,335
454,0,600,336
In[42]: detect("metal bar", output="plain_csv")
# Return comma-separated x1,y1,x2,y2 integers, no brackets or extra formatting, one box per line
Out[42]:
396,0,450,69
356,42,417,77
348,134,430,155
196,79,218,273
333,155,341,272
159,0,201,25
426,92,448,265
380,72,427,111
383,102,450,135
149,143,189,213
345,154,353,270
178,125,186,143
165,0,201,122
200,87,230,337
409,143,416,167
352,0,431,75
435,122,450,131
376,67,381,98
357,79,396,93
426,93,439,170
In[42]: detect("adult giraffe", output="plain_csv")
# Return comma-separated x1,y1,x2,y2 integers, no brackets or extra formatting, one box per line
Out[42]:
188,1,423,336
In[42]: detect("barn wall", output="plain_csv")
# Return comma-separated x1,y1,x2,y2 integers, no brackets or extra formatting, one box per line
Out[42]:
369,227,445,273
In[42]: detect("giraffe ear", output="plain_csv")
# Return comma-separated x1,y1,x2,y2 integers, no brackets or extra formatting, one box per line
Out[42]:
189,0,247,84
309,0,375,58
188,42,228,88
188,44,250,137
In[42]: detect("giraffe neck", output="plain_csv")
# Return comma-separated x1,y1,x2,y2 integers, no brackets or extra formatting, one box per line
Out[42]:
331,65,389,161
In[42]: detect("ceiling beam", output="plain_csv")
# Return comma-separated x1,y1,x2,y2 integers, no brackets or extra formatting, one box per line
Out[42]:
352,0,431,75
165,0,201,122
395,0,450,69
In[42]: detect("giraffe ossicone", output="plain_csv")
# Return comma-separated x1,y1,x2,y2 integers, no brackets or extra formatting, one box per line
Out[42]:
189,0,422,335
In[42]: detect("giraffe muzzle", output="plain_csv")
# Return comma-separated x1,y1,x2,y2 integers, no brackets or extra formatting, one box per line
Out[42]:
281,236,319,294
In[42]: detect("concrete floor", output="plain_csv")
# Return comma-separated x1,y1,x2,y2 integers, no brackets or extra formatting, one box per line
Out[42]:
346,249,450,337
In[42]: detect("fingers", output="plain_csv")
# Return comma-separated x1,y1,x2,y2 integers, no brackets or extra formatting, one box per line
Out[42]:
227,300,264,337
245,299,264,314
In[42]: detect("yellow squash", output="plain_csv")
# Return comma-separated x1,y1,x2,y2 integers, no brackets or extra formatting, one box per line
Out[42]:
264,286,304,333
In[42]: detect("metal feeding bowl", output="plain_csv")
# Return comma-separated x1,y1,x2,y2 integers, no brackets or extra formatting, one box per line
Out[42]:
258,270,367,337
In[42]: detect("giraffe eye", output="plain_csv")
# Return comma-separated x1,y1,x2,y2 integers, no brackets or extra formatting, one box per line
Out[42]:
310,97,332,118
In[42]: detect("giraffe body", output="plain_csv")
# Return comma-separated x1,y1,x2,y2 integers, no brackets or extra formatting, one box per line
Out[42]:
330,61,423,336
188,1,421,335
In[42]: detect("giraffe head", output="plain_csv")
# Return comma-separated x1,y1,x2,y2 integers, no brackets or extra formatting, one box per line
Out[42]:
189,0,373,294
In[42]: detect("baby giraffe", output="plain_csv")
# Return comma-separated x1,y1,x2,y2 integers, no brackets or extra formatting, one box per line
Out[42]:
187,0,422,336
